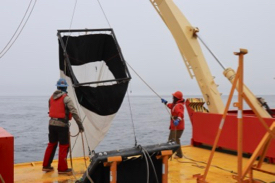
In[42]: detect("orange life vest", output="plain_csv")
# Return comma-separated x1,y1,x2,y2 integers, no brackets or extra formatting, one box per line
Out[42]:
49,94,72,120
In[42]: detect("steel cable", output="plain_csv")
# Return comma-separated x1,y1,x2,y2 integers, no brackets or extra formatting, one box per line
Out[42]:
197,34,226,70
64,0,78,50
140,147,150,183
126,90,138,146
96,0,112,28
0,0,33,56
0,0,37,59
142,147,159,183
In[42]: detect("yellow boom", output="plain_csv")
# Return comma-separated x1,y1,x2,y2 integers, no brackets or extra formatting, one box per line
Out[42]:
150,0,271,117
150,0,224,114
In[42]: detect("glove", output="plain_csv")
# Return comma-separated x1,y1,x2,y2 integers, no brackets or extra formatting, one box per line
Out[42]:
161,98,167,104
78,123,84,133
173,119,180,126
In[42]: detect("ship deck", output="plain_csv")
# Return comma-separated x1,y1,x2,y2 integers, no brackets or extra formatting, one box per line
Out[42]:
14,145,275,183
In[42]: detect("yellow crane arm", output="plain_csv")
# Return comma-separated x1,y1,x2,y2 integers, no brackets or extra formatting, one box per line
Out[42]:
150,0,224,114
151,0,271,117
224,68,271,117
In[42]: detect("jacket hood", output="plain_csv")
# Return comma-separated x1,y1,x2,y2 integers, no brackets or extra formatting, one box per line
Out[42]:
52,90,66,100
174,98,185,104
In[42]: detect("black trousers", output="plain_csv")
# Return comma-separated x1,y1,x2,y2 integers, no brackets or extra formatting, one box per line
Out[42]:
43,125,70,171
48,125,69,144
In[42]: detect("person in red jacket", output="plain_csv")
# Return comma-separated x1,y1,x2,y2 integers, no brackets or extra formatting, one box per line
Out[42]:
42,78,84,175
161,91,185,159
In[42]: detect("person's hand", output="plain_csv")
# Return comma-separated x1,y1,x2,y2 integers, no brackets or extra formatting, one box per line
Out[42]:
78,123,84,133
161,98,167,104
173,119,180,126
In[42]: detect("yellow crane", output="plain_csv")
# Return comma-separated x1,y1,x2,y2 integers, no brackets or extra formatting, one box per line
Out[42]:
150,0,271,117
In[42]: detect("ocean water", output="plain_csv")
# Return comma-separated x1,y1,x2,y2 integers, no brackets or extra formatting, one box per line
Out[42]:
0,95,274,163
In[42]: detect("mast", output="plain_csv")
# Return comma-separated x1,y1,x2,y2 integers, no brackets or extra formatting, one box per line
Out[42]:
150,0,224,114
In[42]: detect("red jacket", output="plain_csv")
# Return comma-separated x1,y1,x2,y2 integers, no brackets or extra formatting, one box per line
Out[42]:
49,94,72,120
167,99,185,130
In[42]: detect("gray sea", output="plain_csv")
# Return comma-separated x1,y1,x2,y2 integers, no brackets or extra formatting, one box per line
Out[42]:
0,95,274,164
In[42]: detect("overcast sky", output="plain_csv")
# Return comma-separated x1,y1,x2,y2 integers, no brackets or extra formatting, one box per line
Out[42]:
0,0,274,97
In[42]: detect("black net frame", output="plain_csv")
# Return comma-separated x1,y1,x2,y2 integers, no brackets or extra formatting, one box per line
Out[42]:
57,29,131,115
57,28,131,86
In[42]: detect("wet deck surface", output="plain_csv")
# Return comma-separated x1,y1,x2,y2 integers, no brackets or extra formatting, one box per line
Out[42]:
14,146,275,183
169,146,274,183
14,157,88,183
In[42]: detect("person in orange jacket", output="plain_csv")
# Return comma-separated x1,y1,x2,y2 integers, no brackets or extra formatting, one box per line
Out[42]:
161,91,185,159
42,78,84,175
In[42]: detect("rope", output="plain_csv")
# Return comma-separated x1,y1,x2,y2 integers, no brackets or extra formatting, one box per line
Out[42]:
178,154,267,183
96,0,112,28
69,115,92,155
0,0,37,59
125,60,185,163
71,132,80,151
69,131,92,182
126,90,138,146
69,120,93,182
125,61,171,116
68,131,77,180
61,1,112,174
69,122,80,137
68,98,92,181
59,1,110,181
83,116,92,156
81,133,94,183
126,61,162,98
126,61,175,154
84,134,92,156
70,131,80,137
178,154,238,174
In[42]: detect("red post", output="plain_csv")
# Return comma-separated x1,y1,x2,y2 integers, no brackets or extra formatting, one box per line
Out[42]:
0,127,14,183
